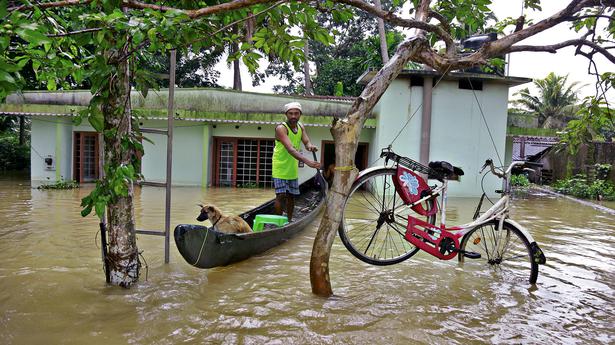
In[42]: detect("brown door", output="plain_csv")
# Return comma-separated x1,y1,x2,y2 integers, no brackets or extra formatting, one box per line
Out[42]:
73,132,100,183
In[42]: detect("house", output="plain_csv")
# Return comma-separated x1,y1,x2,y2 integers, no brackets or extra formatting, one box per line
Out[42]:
1,89,374,188
358,69,530,196
1,69,529,197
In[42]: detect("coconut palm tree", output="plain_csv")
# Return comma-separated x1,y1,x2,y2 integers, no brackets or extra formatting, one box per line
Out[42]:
512,72,582,128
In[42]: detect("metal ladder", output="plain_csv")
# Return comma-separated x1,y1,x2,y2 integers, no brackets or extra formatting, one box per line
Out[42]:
100,50,177,268
135,50,176,263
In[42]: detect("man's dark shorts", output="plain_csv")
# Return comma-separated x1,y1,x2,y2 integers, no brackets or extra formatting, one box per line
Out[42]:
273,178,300,195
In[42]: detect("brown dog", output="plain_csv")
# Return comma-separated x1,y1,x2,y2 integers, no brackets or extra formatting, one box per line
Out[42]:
196,204,252,234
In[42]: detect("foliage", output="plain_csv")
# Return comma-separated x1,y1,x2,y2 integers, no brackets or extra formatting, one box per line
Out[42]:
145,48,224,89
510,174,530,187
510,72,582,128
267,1,403,96
0,134,29,171
271,30,405,96
0,1,351,220
37,179,79,190
559,96,614,153
506,126,559,137
595,163,612,181
553,174,615,201
431,0,497,40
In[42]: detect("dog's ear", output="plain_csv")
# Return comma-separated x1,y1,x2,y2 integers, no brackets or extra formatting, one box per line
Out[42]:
207,206,215,212
196,203,204,208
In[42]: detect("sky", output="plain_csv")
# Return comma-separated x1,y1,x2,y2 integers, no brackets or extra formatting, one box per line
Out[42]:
214,0,613,101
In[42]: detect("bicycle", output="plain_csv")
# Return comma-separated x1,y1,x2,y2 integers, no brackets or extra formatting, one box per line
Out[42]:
338,146,547,284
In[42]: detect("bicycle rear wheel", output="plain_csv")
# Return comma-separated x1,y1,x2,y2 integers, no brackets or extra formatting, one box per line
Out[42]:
339,168,436,265
459,220,538,284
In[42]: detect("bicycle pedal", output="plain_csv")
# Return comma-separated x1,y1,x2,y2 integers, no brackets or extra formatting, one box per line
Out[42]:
462,251,481,259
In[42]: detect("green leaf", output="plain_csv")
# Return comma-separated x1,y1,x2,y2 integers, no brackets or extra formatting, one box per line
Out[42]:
0,0,7,18
0,36,9,51
46,78,56,90
32,60,40,73
88,109,104,132
81,204,93,217
15,27,51,46
0,70,16,84
94,200,106,219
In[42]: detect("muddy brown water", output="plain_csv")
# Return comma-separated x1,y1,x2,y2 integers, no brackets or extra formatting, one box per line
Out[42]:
0,173,613,344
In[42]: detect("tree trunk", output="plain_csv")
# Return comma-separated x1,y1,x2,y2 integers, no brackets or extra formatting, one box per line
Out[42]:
232,26,242,91
303,36,313,95
233,56,242,91
310,37,429,296
102,48,139,288
18,115,25,145
374,0,389,64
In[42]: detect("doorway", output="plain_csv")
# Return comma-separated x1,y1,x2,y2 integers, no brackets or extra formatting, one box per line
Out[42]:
321,141,368,185
73,132,100,183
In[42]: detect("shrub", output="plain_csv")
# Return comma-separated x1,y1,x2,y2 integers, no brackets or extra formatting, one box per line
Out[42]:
0,135,29,171
511,174,530,187
595,163,612,181
553,174,615,201
37,179,80,190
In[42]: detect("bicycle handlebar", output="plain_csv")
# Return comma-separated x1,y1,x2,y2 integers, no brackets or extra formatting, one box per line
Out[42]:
481,159,527,179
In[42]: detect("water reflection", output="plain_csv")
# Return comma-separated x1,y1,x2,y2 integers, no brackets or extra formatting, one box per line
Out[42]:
0,173,613,344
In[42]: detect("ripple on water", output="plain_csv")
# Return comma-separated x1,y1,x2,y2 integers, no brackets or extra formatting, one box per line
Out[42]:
1,178,615,344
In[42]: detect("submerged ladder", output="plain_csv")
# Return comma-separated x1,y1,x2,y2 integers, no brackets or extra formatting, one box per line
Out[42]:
99,50,176,274
135,49,176,263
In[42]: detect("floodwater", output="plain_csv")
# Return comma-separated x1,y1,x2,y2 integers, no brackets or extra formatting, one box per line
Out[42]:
1,173,614,345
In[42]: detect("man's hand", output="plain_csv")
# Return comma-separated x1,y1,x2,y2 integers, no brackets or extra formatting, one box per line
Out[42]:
305,143,318,152
306,160,321,169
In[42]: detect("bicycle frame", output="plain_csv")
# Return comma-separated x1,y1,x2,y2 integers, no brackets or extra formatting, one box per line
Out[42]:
379,154,534,261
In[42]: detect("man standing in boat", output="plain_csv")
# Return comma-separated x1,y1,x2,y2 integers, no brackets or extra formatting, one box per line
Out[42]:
272,102,321,221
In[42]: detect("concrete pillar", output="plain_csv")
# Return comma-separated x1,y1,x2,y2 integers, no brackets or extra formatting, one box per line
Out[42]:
419,77,433,166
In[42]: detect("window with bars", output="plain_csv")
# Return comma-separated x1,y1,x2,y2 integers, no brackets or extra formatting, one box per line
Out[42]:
258,140,274,188
218,142,235,187
214,137,274,187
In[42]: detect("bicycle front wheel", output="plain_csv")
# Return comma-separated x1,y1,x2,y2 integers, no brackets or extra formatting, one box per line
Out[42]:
339,168,436,265
459,220,538,284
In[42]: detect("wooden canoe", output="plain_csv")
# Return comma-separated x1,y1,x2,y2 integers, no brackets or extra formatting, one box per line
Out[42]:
174,174,327,268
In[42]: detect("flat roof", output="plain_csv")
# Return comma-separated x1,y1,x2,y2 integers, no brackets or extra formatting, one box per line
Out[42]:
357,68,532,87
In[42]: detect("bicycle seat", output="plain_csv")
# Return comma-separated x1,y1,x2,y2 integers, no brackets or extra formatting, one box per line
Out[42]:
428,161,464,180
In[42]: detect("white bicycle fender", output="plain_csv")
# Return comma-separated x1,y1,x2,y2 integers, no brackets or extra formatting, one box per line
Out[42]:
356,166,389,181
504,218,536,243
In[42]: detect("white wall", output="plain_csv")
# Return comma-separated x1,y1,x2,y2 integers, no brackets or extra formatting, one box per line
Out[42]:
371,78,511,197
370,79,423,166
31,117,73,182
430,82,509,196
141,120,207,185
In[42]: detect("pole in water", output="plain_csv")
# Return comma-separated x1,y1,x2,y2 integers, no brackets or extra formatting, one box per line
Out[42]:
99,222,110,284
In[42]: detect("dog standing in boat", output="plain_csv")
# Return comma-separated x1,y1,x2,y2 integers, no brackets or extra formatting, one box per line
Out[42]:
196,204,252,234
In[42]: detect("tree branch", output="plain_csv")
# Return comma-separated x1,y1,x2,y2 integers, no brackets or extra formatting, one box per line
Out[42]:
509,39,615,64
47,27,102,37
413,0,615,73
570,14,615,21
334,0,455,55
9,0,92,12
124,0,278,19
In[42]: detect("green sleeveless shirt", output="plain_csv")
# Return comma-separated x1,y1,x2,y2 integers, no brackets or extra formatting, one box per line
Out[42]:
272,122,302,180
